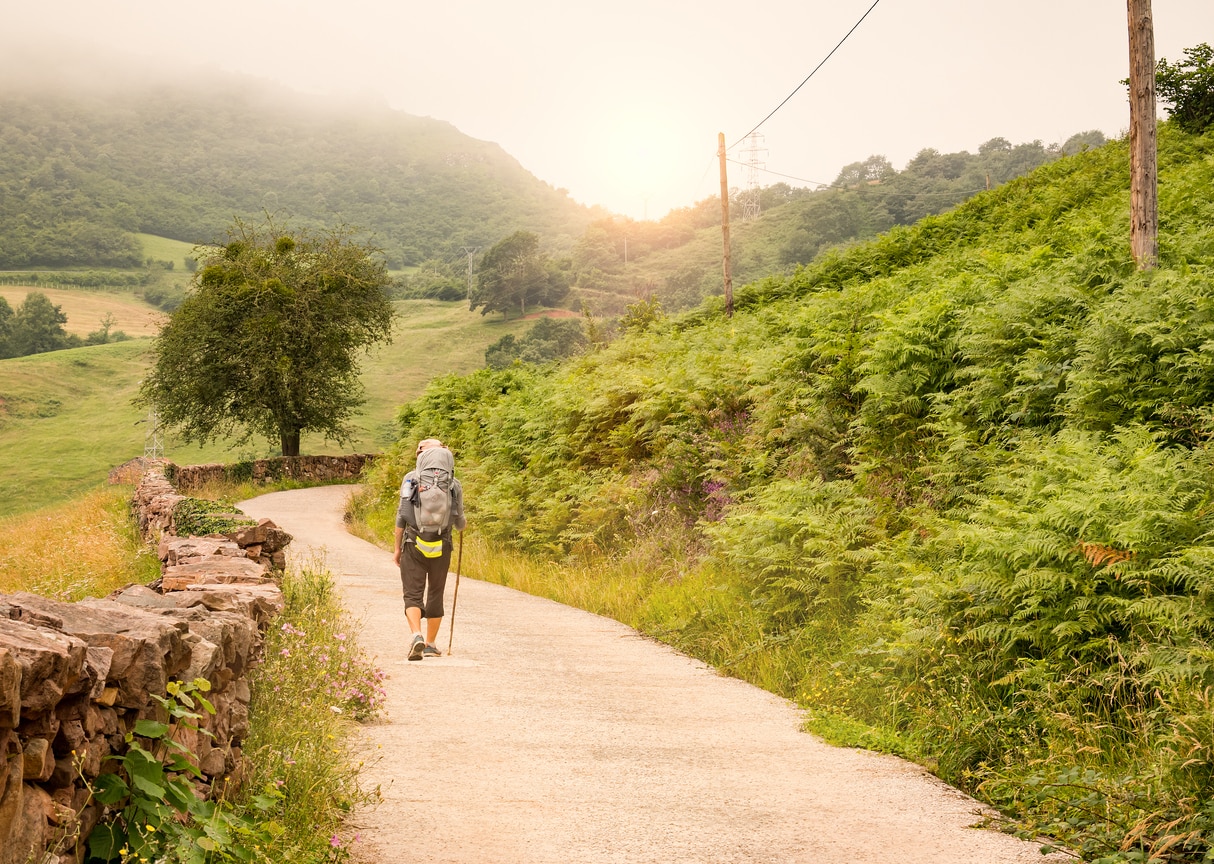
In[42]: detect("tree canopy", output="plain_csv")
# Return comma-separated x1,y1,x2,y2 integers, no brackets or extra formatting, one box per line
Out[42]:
470,231,569,317
1156,42,1214,133
138,219,394,456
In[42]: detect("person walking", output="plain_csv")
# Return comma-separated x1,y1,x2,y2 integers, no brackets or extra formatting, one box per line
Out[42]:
393,438,466,660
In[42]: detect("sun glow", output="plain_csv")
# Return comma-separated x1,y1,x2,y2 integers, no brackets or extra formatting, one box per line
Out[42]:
591,107,701,220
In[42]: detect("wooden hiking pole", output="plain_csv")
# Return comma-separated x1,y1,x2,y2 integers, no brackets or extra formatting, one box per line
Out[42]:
446,530,464,655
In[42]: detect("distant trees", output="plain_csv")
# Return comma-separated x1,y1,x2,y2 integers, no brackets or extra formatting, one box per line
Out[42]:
0,81,593,270
10,292,71,356
139,218,394,457
0,292,80,358
0,293,132,359
395,259,466,301
484,317,587,368
1156,43,1214,133
471,231,570,317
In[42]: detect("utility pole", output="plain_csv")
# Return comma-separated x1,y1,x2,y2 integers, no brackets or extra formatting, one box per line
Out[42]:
718,133,734,317
460,246,480,300
1127,0,1158,269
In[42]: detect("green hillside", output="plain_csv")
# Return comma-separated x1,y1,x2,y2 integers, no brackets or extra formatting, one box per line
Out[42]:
360,125,1214,859
0,71,597,270
0,300,529,516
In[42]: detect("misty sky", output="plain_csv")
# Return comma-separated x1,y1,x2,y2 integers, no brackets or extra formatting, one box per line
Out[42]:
9,1,1214,220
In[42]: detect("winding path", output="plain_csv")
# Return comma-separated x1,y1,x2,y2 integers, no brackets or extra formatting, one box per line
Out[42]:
239,485,1059,863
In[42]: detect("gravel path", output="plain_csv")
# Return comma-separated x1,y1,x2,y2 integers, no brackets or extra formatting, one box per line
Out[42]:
239,485,1059,864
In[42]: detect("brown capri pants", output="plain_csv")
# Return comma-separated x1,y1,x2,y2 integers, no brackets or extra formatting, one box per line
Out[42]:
399,539,451,619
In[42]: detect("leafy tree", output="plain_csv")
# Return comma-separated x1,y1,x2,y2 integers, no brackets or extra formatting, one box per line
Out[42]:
0,297,13,359
470,231,569,317
11,291,73,356
833,155,895,187
138,218,394,456
1156,43,1214,133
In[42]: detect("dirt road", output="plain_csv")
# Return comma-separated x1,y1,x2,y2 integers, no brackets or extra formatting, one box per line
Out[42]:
239,485,1058,863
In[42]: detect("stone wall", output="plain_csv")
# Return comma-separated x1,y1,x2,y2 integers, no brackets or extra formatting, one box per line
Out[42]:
111,454,374,493
0,470,292,864
165,454,374,492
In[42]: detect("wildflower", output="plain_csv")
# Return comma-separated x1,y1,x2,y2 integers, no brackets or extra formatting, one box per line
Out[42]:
280,648,291,657
330,835,342,848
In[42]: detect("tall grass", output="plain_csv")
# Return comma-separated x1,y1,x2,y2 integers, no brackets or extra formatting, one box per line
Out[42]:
0,484,161,597
240,561,384,861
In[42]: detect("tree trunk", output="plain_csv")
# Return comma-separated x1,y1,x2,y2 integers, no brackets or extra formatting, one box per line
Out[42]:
280,428,301,457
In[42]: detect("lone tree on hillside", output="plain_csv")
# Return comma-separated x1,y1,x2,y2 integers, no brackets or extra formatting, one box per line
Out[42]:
138,218,394,457
469,231,569,317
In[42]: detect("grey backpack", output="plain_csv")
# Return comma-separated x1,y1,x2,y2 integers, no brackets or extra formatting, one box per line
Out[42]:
411,446,455,539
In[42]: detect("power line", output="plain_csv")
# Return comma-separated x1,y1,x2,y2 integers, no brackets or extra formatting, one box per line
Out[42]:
731,0,884,150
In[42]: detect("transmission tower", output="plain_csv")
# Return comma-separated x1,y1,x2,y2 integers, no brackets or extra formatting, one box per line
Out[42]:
460,246,480,299
739,132,767,222
143,405,164,460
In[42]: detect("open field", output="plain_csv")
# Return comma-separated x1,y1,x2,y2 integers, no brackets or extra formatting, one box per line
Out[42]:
136,233,202,270
0,287,166,337
0,299,534,516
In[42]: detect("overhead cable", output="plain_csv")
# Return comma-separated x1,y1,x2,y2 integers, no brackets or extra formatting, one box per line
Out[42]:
730,0,884,150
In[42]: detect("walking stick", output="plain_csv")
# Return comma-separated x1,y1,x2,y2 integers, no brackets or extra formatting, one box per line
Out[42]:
447,530,464,655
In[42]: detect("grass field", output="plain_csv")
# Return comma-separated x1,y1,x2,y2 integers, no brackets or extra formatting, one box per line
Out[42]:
0,287,166,337
0,298,533,516
137,233,202,270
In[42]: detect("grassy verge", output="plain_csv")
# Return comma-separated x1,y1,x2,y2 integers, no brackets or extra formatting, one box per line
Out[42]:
0,484,161,597
240,562,384,862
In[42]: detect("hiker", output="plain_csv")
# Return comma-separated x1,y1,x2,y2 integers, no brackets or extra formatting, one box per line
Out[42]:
393,437,466,660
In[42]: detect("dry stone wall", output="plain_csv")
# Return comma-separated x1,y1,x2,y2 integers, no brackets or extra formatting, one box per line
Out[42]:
111,454,374,492
165,454,374,492
0,469,292,864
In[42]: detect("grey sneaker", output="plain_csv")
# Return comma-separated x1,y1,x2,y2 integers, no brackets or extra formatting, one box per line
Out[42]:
408,634,425,661
423,644,441,657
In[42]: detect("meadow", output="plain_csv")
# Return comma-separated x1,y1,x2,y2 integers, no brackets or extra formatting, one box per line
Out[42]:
0,287,532,516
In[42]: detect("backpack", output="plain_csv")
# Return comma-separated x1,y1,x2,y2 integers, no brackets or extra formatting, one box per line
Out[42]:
411,446,455,539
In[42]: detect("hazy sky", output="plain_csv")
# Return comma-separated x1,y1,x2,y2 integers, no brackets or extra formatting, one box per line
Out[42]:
9,1,1214,220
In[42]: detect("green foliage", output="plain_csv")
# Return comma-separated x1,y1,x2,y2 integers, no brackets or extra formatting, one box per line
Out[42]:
172,497,254,537
484,317,587,368
87,679,283,864
243,565,383,860
618,295,664,335
8,291,77,356
139,217,395,456
0,75,595,270
1157,43,1214,134
470,231,570,317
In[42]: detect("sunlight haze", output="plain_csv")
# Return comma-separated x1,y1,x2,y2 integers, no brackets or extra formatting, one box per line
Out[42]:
8,0,1214,220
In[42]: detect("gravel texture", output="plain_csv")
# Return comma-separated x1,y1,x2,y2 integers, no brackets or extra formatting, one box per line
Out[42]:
240,484,1062,863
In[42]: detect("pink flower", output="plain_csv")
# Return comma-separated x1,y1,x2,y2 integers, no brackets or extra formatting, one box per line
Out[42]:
330,835,342,848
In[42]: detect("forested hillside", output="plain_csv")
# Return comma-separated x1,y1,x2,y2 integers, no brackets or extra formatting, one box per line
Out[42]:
557,130,1105,315
360,123,1214,860
0,70,597,269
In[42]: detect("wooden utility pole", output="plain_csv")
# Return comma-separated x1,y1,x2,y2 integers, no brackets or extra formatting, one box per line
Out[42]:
718,132,734,317
1127,0,1158,269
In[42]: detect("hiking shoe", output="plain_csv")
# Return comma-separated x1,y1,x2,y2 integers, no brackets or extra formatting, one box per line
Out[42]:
423,644,441,657
408,634,425,661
